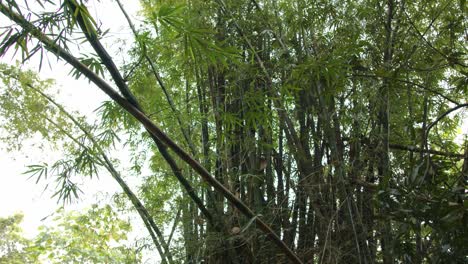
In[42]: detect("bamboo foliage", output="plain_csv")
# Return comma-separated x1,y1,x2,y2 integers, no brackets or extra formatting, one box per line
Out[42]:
0,0,467,263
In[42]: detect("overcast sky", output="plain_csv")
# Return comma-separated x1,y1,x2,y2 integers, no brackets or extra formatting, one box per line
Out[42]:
0,0,142,238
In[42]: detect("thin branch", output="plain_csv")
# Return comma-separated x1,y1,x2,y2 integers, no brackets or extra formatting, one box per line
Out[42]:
115,0,198,157
19,80,171,264
404,10,467,68
350,74,460,105
342,137,465,159
390,143,464,159
167,206,182,248
425,103,468,150
123,55,144,81
64,0,214,230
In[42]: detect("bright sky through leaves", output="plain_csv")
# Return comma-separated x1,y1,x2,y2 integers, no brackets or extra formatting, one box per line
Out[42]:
0,0,141,238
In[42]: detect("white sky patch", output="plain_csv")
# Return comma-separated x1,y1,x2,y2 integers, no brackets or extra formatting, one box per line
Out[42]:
0,0,144,238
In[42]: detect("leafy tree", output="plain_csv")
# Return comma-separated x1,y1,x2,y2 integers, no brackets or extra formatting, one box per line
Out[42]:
31,205,141,264
0,206,142,264
0,213,37,264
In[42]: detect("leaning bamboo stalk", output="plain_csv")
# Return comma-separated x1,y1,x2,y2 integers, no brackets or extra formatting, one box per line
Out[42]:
0,4,303,264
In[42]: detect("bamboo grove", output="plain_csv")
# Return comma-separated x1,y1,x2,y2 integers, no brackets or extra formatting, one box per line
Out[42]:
0,0,467,263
